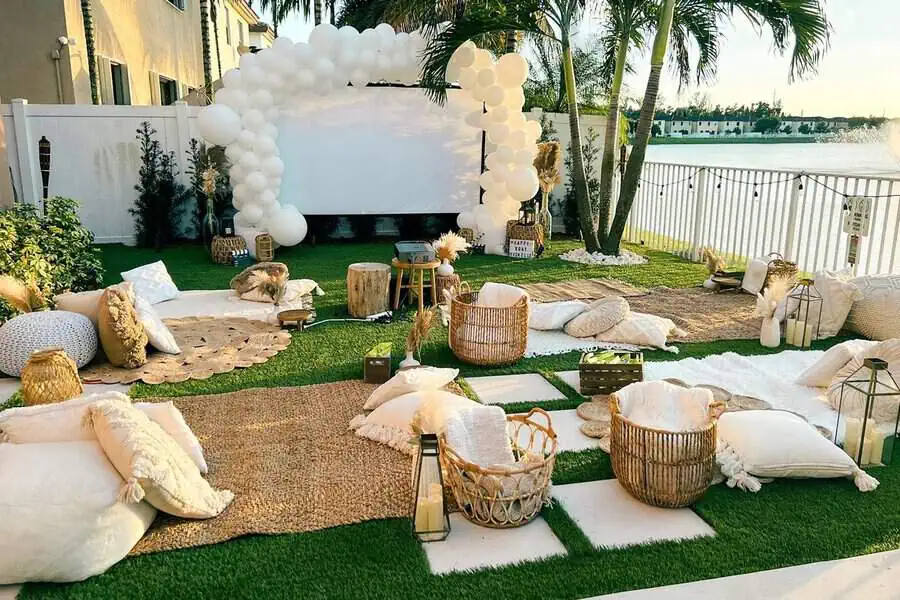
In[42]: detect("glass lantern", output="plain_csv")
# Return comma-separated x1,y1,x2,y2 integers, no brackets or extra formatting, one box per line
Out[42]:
784,278,822,347
834,358,900,466
220,206,237,237
518,199,537,226
411,433,450,542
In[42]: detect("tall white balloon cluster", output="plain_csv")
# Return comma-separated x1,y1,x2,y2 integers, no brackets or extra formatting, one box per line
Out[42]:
450,42,541,255
195,23,427,247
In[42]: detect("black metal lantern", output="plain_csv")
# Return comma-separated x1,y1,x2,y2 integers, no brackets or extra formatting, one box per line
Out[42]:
785,278,823,347
834,358,900,466
220,206,237,237
518,199,537,226
411,433,450,542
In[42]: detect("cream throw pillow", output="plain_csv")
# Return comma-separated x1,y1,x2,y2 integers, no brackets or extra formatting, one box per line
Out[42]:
564,297,629,338
795,339,878,387
0,392,131,444
88,400,233,519
845,274,900,340
529,301,588,331
133,294,181,354
595,312,684,352
53,290,104,327
813,270,863,338
134,402,208,474
827,339,900,423
716,410,878,492
363,366,459,410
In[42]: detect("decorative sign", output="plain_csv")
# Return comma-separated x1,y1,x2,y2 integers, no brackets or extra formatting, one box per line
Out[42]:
843,196,872,237
508,239,536,259
847,234,860,266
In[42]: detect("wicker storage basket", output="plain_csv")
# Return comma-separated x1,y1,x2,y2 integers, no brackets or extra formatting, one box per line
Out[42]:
458,228,476,244
21,347,84,406
609,393,720,508
211,235,248,265
765,252,798,285
441,408,558,528
255,233,274,262
449,291,528,365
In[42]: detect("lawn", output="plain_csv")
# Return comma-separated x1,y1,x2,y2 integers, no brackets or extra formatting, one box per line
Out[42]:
21,239,898,600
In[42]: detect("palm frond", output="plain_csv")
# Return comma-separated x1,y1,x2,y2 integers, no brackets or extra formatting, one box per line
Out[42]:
670,0,720,88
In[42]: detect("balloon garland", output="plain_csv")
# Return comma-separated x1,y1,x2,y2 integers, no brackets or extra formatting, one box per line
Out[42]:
196,27,540,253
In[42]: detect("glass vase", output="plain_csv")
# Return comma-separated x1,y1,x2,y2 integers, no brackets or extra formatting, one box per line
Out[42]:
202,197,219,250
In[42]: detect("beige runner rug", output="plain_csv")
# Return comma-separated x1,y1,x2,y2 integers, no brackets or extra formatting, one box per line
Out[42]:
627,287,761,342
130,380,411,555
521,278,647,303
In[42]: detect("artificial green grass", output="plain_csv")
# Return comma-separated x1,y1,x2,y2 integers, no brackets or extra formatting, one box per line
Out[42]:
21,239,899,600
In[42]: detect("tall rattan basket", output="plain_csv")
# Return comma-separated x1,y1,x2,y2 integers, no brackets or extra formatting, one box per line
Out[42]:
441,408,558,528
448,291,528,366
609,393,721,508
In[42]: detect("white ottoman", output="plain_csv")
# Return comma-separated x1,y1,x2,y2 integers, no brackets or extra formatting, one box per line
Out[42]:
0,311,98,376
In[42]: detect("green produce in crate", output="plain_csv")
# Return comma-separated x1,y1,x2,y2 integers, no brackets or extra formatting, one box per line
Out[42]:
366,342,392,358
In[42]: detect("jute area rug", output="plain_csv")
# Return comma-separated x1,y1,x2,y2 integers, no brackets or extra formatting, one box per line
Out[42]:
627,287,761,342
520,278,646,303
130,380,411,555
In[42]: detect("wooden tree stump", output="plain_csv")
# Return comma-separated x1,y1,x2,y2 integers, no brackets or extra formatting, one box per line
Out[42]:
347,262,391,317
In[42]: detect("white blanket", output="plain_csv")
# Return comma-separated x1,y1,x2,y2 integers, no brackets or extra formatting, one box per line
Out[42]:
525,329,643,358
443,404,515,467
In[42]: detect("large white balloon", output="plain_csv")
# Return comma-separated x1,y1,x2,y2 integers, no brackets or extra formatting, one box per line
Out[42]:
309,23,341,56
197,104,242,146
457,211,476,229
452,42,477,69
339,25,360,43
497,53,529,87
268,207,308,246
506,167,540,201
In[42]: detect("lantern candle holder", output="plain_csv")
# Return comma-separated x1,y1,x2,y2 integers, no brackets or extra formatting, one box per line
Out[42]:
784,278,822,347
834,358,900,466
411,433,450,542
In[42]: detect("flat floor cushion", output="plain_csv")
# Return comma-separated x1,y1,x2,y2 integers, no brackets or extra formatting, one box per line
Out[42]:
0,310,97,376
595,311,683,351
0,391,131,443
565,297,629,338
363,366,459,410
0,441,156,584
529,301,588,331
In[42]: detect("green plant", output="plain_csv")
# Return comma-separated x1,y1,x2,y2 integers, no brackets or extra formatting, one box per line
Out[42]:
0,197,103,321
131,122,191,250
187,138,232,240
538,113,558,142
562,128,601,236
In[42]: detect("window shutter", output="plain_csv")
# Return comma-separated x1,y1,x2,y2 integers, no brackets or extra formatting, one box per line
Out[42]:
97,56,113,104
180,82,190,102
149,71,160,105
121,64,132,105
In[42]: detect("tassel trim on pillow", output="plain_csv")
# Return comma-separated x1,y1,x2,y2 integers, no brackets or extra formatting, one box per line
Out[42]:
353,423,415,455
0,429,8,443
716,443,762,493
119,477,146,504
851,466,879,492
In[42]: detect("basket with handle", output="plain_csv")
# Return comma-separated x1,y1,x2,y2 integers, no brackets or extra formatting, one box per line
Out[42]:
765,252,798,286
440,407,558,528
448,290,528,366
609,392,722,508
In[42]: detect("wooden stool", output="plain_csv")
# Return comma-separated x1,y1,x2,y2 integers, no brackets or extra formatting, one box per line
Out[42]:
434,273,461,304
347,262,391,317
277,309,314,331
391,258,440,312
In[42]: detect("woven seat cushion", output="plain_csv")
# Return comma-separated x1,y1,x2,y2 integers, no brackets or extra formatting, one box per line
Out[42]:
565,296,629,338
845,274,900,340
0,311,97,376
97,287,148,369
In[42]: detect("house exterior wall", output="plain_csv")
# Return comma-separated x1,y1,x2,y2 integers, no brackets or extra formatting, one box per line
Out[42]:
210,0,260,80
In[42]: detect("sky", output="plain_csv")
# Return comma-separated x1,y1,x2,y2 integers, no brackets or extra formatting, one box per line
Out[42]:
276,0,900,118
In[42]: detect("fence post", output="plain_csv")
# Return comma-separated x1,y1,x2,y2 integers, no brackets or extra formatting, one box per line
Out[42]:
173,100,192,185
689,168,708,260
10,99,40,207
783,173,803,262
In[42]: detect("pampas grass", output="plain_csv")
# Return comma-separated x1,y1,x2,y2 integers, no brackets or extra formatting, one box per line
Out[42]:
700,247,726,275
534,142,562,194
755,274,795,319
432,232,470,263
0,276,46,314
406,308,437,356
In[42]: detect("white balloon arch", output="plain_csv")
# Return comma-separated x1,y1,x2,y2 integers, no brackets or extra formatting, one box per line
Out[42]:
196,24,541,254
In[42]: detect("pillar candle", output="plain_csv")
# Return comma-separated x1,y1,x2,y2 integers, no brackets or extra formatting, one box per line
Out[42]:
844,417,861,460
792,320,806,346
861,436,874,465
870,430,886,465
415,497,432,533
802,324,814,347
785,318,797,345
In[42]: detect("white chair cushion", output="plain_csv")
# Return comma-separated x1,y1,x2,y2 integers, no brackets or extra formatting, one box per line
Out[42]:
0,441,156,584
529,300,588,331
0,311,97,376
795,339,878,387
121,261,179,305
845,274,900,340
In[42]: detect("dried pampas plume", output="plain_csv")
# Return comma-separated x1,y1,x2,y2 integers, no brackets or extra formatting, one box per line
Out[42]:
432,232,470,263
202,167,217,196
534,142,562,194
406,308,437,356
755,273,795,319
0,275,47,314
700,247,726,275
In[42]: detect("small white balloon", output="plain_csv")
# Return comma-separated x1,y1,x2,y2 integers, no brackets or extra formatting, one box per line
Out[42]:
508,129,529,150
313,57,336,79
197,104,242,146
229,164,247,183
339,25,360,42
217,88,249,112
223,69,242,89
294,42,314,65
458,67,478,90
504,87,526,110
452,42,476,69
524,119,543,141
488,122,510,144
242,65,267,87
350,69,369,87
476,68,496,88
239,52,258,71
445,61,461,83
478,112,493,130
497,53,529,87
273,36,295,52
358,49,377,69
359,28,380,51
237,130,256,149
464,111,483,129
375,23,395,44
240,152,261,170
296,68,316,90
265,107,279,122
483,85,505,107
250,89,274,109
224,143,245,163
232,183,251,203
262,156,284,177
242,203,264,225
309,23,341,57
457,211,476,229
490,105,510,123
337,48,358,70
496,146,516,164
484,152,502,172
259,189,277,206
242,109,266,132
253,136,277,157
514,148,536,165
473,48,494,69
246,171,268,193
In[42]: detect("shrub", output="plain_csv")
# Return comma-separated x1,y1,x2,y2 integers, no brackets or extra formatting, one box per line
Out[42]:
562,127,601,236
0,197,103,321
187,138,232,240
131,122,191,249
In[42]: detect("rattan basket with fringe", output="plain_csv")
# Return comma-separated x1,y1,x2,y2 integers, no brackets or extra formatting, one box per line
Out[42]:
609,394,721,508
441,408,558,528
21,347,84,406
448,291,528,366
211,235,248,265
766,252,798,286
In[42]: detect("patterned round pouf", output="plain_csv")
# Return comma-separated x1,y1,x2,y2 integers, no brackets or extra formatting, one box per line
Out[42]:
0,311,98,376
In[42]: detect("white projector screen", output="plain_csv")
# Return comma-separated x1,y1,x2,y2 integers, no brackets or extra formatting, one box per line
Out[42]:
276,87,482,215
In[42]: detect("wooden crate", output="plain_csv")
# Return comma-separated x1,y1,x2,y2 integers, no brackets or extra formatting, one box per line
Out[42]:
364,343,392,384
579,351,643,396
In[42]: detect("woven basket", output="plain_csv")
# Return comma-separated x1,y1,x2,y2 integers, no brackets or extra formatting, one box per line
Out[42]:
211,235,248,265
434,273,461,305
609,393,720,508
255,233,274,262
458,228,476,244
441,408,558,528
449,291,528,366
21,347,84,406
766,252,798,285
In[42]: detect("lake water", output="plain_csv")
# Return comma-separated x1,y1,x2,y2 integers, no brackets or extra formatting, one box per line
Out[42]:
645,142,900,178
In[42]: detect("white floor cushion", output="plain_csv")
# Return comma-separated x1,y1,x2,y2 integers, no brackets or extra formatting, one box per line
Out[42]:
363,366,459,410
0,392,131,444
845,274,900,340
796,339,878,387
716,410,878,492
0,441,156,584
595,312,684,353
564,297,629,338
529,301,588,331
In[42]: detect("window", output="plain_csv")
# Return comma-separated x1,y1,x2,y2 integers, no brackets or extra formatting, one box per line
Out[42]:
167,0,185,9
110,62,129,105
159,76,178,105
225,7,232,45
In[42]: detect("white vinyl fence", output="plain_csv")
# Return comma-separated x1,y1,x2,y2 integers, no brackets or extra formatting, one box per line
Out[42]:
0,99,201,243
623,161,900,276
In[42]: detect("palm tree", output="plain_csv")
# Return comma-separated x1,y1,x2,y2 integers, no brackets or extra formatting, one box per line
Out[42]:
210,0,224,81
420,0,603,251
81,0,99,104
603,0,830,254
279,0,323,28
257,0,282,34
200,0,213,96
525,34,606,113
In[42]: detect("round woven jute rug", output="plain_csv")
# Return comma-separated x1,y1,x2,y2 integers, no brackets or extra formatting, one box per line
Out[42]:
81,317,291,385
